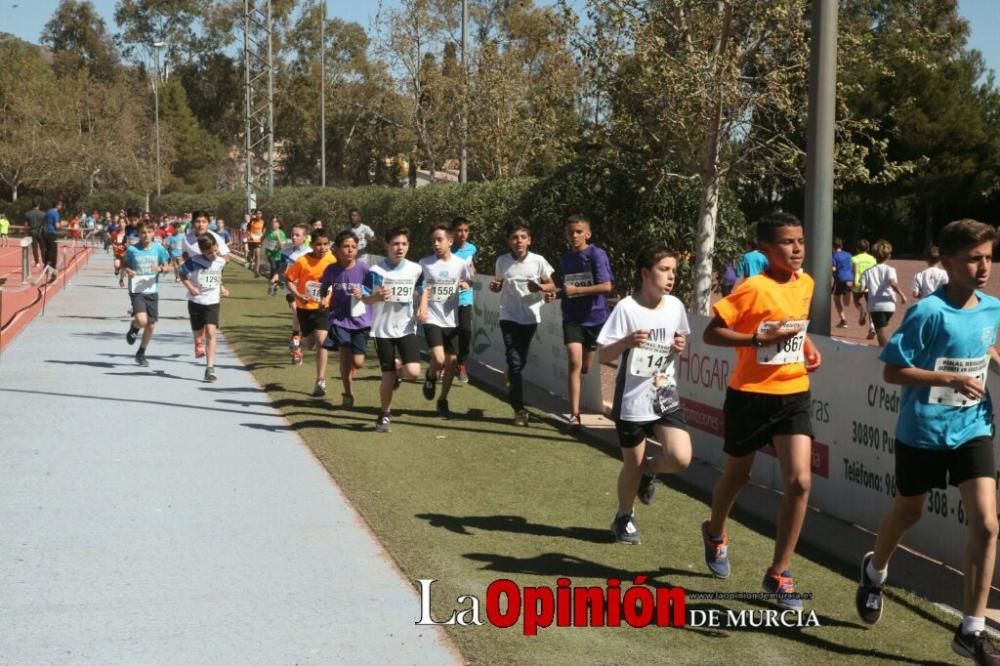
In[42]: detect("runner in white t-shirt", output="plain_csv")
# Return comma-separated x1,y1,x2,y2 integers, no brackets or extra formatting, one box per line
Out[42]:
182,211,231,357
489,221,555,426
912,246,949,300
270,223,311,364
362,227,424,433
597,246,692,545
179,234,229,382
860,240,907,347
345,208,376,263
418,224,473,419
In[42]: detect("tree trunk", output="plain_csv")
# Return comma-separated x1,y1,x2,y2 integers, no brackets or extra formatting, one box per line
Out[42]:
694,171,721,315
145,192,151,212
923,203,933,252
11,183,17,202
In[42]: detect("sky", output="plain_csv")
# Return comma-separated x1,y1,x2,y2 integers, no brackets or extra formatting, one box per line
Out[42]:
2,0,999,75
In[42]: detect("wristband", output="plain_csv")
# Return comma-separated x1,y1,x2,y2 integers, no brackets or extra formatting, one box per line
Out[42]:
751,333,764,348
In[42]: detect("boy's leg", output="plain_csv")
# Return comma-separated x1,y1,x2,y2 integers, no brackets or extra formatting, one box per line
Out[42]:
457,305,472,377
871,493,927,570
770,433,813,573
339,346,354,396
314,329,329,381
708,453,756,538
958,476,999,619
618,438,648,516
649,424,693,474
205,324,217,367
440,353,457,401
501,321,536,412
566,341,583,416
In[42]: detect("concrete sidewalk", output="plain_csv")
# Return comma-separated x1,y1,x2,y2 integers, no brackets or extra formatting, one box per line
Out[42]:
0,261,459,665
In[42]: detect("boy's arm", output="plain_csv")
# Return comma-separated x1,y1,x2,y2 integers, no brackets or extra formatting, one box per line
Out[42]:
563,281,613,298
884,362,984,399
702,315,799,347
889,278,908,304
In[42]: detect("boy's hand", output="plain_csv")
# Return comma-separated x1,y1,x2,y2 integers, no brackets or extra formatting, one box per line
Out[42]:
351,286,363,299
562,283,577,298
417,306,428,322
628,329,650,348
527,280,543,293
458,281,470,291
544,291,557,303
756,320,801,345
804,336,821,372
672,333,686,355
220,286,230,298
375,286,390,301
947,373,985,400
187,286,201,297
489,279,503,293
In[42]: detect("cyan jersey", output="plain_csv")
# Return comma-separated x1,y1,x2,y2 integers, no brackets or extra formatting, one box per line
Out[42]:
451,242,477,307
125,243,169,295
881,287,1000,449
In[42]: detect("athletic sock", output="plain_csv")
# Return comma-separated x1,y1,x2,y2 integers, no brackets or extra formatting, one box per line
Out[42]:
616,508,633,518
962,616,986,635
138,346,147,355
866,559,888,585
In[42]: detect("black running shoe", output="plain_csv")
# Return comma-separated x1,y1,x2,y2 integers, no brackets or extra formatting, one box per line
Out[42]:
952,625,1000,665
422,374,436,400
135,352,149,367
204,367,217,382
638,472,657,506
610,512,641,545
126,328,137,345
855,551,884,625
376,412,392,433
437,398,452,419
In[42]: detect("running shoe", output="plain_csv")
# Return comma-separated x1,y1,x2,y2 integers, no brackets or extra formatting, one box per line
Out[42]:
458,363,469,383
291,349,303,366
568,414,582,429
867,328,877,340
437,398,452,419
422,374,437,400
855,551,884,625
313,379,327,397
194,342,206,358
288,334,301,353
638,472,657,505
126,327,137,345
342,393,354,408
761,569,802,610
134,352,149,367
836,320,849,328
701,520,730,579
375,412,392,433
952,625,1000,665
204,367,217,382
610,512,641,545
514,409,529,427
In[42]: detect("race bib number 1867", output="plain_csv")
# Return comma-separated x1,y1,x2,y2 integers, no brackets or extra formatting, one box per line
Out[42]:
756,319,809,365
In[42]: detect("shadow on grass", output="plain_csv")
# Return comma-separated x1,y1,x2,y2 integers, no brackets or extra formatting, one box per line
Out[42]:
417,512,614,544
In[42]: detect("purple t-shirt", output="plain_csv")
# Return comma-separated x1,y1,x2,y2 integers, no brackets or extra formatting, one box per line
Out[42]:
320,261,372,330
560,245,614,326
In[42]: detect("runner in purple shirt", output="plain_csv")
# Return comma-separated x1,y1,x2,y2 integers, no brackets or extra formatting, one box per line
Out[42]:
549,215,615,427
320,230,372,408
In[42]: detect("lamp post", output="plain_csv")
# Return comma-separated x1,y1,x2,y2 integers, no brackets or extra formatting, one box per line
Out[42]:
459,0,468,183
319,0,326,188
152,41,167,199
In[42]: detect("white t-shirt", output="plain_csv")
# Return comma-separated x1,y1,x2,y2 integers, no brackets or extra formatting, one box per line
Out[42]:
912,266,948,299
183,230,230,258
366,258,424,339
861,263,899,312
494,252,555,324
180,255,226,306
597,295,691,422
346,223,376,254
420,254,474,328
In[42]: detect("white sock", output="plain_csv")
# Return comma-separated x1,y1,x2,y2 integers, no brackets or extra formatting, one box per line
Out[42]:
866,559,888,585
616,508,633,519
962,616,986,635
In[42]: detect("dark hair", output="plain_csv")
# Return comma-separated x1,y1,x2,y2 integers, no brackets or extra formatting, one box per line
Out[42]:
633,246,679,291
309,217,323,226
505,218,531,238
939,219,997,257
871,239,893,262
191,210,209,222
197,235,218,253
347,207,360,216
139,221,156,231
291,222,309,234
925,245,941,264
833,237,843,249
310,229,330,244
430,223,452,236
565,214,591,227
126,207,141,219
855,239,870,253
756,211,802,243
335,230,359,246
450,216,470,229
385,226,410,243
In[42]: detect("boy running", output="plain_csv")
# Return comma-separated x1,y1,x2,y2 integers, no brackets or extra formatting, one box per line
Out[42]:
550,215,614,428
270,223,311,364
851,239,877,332
362,227,424,433
344,208,376,264
182,211,230,357
490,221,555,426
597,246,690,545
319,231,371,408
418,224,473,419
912,245,949,300
860,239,907,347
701,212,822,609
246,211,265,276
286,229,337,397
165,225,185,281
450,216,477,383
179,235,229,382
855,219,1000,664
263,217,287,286
832,237,854,328
123,222,170,367
0,211,9,247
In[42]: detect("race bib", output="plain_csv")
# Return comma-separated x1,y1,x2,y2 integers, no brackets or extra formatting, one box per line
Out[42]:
129,274,158,294
350,295,366,317
384,278,416,304
200,270,222,288
563,271,594,298
928,355,989,407
630,340,673,378
263,238,278,251
427,278,458,303
756,320,809,365
305,280,323,301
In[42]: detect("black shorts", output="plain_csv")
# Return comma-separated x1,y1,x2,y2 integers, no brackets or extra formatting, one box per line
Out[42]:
870,311,893,330
424,324,459,355
324,325,369,355
895,436,996,497
833,280,852,295
129,293,159,323
723,388,814,458
296,308,328,338
285,293,295,305
563,321,603,351
375,334,421,372
188,301,220,330
616,411,688,449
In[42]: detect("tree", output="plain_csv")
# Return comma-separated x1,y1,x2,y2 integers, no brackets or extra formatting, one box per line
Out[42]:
158,78,225,192
42,0,121,82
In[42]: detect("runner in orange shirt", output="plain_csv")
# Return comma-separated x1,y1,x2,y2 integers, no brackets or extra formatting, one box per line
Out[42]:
699,211,822,610
246,211,266,277
285,229,337,397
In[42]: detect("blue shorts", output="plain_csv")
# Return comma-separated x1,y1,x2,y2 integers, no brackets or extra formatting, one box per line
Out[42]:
323,324,370,355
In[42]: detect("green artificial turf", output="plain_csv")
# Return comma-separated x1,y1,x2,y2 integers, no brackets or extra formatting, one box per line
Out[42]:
223,267,966,665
